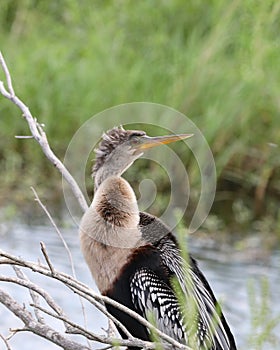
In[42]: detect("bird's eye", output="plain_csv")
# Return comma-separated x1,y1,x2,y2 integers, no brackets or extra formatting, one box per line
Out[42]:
129,136,140,144
128,131,145,145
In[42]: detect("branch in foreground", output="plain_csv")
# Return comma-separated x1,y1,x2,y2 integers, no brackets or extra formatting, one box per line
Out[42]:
0,286,156,350
13,266,46,324
0,333,12,350
0,51,88,212
0,249,191,349
31,187,119,341
0,289,90,350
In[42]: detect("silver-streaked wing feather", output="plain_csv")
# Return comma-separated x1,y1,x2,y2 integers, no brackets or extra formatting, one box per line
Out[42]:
130,267,186,343
156,236,231,350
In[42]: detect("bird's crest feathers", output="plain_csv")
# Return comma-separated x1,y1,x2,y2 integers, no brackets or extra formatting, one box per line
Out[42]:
92,126,145,177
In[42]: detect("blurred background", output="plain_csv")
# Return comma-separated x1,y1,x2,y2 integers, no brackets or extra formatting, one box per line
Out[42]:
0,1,280,349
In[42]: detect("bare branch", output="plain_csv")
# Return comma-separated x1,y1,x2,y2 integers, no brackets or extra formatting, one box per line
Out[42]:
30,303,159,349
0,51,88,212
0,289,91,350
30,303,98,339
95,346,113,350
30,302,110,343
6,328,27,341
31,187,76,278
40,241,55,274
106,319,118,339
13,266,45,324
15,135,34,139
0,287,155,349
69,288,133,339
0,52,15,96
0,333,12,350
0,250,191,349
31,187,92,345
0,268,132,340
0,256,137,342
0,275,65,318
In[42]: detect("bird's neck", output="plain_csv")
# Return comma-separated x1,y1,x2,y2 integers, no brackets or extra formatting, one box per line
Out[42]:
94,165,116,191
83,176,142,248
94,160,134,191
79,176,143,293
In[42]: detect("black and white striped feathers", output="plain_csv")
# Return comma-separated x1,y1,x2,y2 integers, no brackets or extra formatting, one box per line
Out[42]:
134,212,236,349
101,212,237,350
131,267,185,342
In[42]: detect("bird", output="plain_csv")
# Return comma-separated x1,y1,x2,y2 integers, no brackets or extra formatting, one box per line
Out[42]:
79,126,237,350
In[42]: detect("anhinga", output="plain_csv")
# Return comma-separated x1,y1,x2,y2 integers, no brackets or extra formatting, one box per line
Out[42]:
79,126,237,349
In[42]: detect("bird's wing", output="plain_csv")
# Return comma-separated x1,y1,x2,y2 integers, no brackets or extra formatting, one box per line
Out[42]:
130,267,186,343
139,212,235,350
157,235,233,350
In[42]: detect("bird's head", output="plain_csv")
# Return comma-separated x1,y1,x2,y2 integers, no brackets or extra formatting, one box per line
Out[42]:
93,126,192,189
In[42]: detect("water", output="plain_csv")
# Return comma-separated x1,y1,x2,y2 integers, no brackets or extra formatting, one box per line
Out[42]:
0,222,279,349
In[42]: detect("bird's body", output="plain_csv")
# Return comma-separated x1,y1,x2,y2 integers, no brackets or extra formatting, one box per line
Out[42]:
79,127,237,349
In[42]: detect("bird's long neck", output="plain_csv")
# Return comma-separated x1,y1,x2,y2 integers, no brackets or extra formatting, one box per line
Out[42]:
94,159,133,191
80,176,143,293
82,175,142,248
94,163,116,191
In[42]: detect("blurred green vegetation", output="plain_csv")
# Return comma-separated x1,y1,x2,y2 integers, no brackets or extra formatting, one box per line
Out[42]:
248,278,280,349
0,0,279,232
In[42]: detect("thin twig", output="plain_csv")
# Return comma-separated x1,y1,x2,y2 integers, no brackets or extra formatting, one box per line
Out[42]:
0,334,12,350
0,274,79,335
15,135,34,139
13,266,45,324
31,186,92,345
31,187,74,275
95,345,113,350
40,242,55,274
67,285,133,339
30,303,107,342
0,52,14,96
106,319,118,338
30,303,157,349
0,289,90,350
6,328,27,341
0,275,64,318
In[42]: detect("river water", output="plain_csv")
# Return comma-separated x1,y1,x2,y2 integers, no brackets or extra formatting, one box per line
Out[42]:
0,222,279,350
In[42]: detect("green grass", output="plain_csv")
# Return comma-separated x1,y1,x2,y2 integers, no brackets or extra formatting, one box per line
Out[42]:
0,0,279,231
247,277,280,349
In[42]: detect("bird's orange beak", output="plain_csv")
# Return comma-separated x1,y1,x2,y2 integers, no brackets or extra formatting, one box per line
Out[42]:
136,133,193,150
